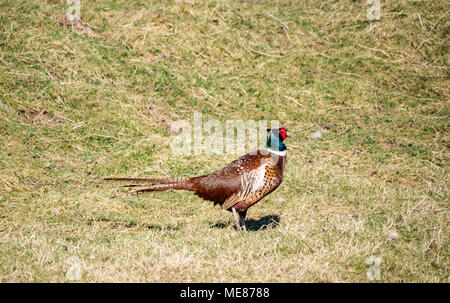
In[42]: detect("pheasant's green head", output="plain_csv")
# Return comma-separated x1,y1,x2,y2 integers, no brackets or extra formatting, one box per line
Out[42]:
266,127,288,151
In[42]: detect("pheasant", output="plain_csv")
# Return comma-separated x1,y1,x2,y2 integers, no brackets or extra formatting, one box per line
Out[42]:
104,127,288,231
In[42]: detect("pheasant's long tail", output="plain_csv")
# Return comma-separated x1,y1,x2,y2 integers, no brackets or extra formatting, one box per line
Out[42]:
127,183,193,196
103,177,188,184
103,177,194,196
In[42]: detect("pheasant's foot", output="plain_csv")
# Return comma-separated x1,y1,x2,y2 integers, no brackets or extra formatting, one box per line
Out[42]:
232,208,242,231
239,211,247,231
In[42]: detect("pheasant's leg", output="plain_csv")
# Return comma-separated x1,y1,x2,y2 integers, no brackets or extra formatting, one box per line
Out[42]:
232,208,241,231
239,210,247,231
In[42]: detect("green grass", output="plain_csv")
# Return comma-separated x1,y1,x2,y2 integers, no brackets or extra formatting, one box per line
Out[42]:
0,0,448,282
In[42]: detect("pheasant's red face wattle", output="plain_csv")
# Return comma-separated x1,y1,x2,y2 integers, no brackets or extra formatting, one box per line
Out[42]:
279,127,288,141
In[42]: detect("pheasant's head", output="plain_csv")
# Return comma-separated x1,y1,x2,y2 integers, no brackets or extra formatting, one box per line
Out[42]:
268,127,288,142
266,127,288,152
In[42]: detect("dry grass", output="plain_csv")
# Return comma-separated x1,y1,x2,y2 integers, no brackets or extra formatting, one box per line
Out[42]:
0,0,448,282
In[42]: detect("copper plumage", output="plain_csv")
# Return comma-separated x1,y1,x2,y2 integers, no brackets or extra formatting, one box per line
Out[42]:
104,127,288,231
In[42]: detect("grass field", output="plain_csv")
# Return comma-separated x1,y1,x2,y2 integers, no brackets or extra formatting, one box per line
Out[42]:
0,0,448,282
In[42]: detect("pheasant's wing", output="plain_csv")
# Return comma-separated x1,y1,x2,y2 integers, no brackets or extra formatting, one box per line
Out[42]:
221,163,267,210
190,150,267,205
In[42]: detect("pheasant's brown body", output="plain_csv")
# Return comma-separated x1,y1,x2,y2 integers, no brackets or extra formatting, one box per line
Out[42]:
104,128,288,231
189,149,286,212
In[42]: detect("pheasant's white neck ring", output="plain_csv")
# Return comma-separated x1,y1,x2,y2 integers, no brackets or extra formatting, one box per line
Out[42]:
264,148,287,156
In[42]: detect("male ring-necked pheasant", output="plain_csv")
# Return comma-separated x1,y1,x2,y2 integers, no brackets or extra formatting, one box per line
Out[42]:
104,127,288,231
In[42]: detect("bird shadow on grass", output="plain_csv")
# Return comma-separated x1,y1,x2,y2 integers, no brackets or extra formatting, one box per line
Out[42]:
211,215,280,231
